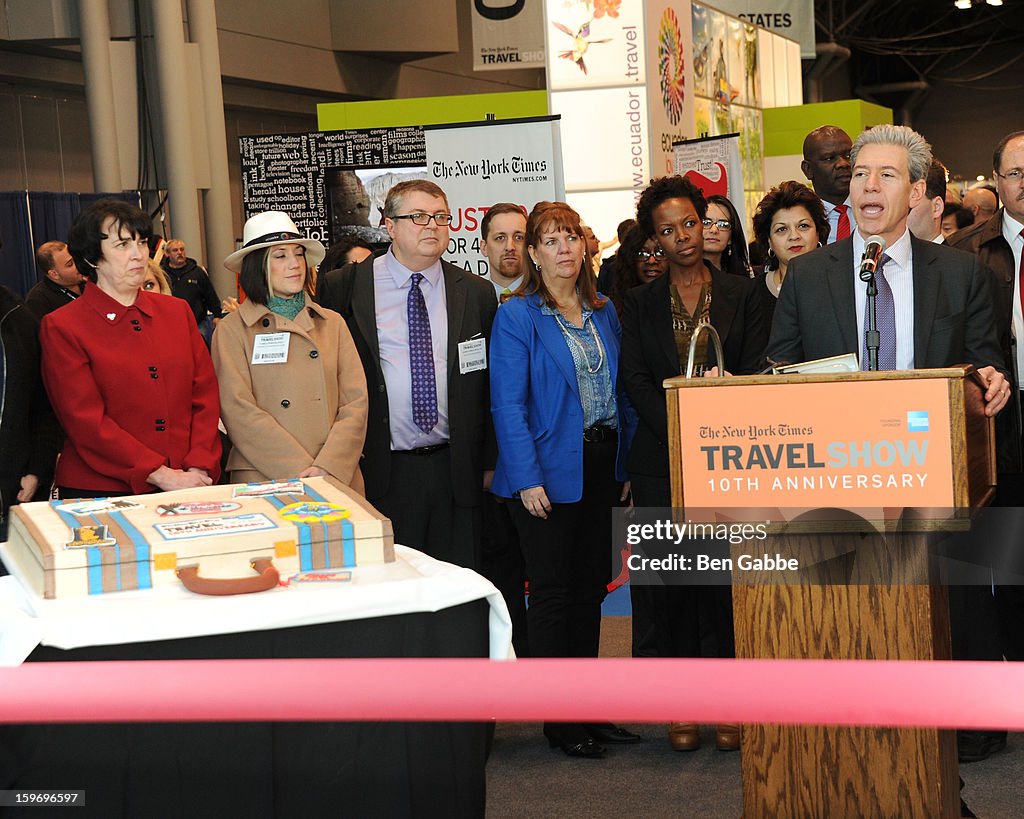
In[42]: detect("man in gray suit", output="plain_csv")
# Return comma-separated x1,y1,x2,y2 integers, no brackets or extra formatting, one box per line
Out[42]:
768,124,1010,416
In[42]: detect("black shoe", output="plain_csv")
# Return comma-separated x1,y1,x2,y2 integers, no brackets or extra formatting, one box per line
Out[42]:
586,722,642,744
545,724,606,758
547,735,606,757
957,730,1007,763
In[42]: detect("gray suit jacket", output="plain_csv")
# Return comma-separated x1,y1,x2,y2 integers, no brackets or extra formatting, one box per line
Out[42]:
766,235,1008,378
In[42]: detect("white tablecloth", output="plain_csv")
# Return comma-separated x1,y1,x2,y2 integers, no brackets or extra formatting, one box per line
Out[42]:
0,544,514,665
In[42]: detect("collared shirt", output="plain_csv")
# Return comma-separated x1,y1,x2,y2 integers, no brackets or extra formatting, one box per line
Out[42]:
1003,210,1024,388
373,249,449,450
823,197,853,244
481,272,524,298
540,302,617,429
853,229,915,370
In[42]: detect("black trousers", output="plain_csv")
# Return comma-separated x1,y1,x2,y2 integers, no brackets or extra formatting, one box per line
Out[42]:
481,493,529,657
628,472,735,659
372,447,480,571
509,438,619,662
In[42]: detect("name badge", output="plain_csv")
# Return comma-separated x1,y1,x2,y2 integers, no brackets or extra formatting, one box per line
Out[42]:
458,337,487,374
251,332,290,364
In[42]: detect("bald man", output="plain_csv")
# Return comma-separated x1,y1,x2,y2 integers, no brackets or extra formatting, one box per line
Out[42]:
801,125,853,243
963,187,998,226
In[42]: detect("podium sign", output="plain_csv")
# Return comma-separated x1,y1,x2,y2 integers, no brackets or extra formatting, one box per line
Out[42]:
676,377,954,508
667,369,995,524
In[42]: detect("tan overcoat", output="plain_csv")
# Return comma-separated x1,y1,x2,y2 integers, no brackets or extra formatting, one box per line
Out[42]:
212,297,368,493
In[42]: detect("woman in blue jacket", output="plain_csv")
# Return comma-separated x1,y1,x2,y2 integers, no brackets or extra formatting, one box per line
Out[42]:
490,201,637,758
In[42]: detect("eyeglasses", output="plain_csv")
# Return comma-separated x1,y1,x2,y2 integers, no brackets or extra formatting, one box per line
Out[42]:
635,249,665,259
994,168,1024,182
391,212,454,226
702,218,731,230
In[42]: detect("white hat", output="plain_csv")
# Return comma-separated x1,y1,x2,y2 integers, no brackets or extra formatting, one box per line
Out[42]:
223,211,326,272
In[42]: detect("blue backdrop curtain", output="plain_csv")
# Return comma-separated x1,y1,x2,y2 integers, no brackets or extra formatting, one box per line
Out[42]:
0,191,143,299
0,192,34,298
28,191,79,261
79,191,141,209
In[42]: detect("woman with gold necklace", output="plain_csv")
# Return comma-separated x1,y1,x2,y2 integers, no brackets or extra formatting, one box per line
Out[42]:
491,201,638,759
620,175,767,753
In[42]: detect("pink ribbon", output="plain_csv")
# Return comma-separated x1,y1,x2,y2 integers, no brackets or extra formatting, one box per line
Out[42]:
2,658,1022,727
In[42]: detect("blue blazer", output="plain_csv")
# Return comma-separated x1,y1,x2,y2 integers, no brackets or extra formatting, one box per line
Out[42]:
490,292,635,503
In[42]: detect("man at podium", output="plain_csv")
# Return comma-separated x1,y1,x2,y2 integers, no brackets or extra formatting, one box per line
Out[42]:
767,122,1016,766
767,124,1011,419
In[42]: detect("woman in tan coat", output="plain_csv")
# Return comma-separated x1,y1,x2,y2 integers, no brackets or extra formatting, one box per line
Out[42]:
213,211,368,493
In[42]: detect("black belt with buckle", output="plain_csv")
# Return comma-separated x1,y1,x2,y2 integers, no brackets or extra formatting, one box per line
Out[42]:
396,443,450,456
583,425,616,443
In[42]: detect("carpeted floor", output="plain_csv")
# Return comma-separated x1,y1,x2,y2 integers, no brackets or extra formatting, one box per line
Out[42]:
485,617,1022,817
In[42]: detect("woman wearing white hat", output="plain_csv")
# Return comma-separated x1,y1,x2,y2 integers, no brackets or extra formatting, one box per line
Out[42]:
212,211,369,491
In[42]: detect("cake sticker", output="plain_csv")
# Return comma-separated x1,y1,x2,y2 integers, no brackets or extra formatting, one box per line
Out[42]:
233,479,305,498
57,499,144,516
156,501,242,516
278,501,350,523
65,524,117,550
153,513,278,541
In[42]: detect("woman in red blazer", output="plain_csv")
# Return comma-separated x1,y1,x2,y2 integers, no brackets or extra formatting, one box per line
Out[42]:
40,200,221,497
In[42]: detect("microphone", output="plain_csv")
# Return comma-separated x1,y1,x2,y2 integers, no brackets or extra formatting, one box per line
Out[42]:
858,235,886,282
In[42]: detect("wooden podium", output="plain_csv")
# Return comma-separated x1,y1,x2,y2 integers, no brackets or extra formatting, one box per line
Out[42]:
664,367,995,819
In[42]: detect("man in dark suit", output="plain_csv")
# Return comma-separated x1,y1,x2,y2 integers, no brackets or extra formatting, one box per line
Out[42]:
948,130,1024,700
319,180,497,570
768,124,1012,767
802,125,853,244
908,159,949,244
769,123,1010,414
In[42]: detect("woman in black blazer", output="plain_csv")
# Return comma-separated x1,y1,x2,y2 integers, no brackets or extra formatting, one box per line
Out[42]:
620,175,767,752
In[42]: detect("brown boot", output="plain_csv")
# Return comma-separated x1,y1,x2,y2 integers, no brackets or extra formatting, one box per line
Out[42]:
716,723,740,751
668,722,700,751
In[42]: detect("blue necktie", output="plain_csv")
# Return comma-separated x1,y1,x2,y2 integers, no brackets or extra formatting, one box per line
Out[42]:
408,273,438,433
862,254,896,370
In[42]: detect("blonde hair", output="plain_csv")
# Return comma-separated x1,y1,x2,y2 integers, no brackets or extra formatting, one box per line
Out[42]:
143,260,172,295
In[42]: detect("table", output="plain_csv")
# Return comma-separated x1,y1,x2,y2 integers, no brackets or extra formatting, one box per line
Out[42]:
0,546,512,818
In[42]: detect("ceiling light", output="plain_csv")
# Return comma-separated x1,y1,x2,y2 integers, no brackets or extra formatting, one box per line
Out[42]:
976,175,986,181
954,0,971,8
987,0,1003,6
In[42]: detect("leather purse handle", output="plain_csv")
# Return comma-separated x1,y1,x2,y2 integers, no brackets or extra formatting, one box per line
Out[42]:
176,557,280,596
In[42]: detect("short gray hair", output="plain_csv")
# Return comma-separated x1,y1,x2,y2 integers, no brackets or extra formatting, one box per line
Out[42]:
850,125,933,183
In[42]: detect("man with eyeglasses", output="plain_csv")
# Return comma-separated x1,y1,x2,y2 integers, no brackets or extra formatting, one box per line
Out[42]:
948,132,1024,700
319,180,497,570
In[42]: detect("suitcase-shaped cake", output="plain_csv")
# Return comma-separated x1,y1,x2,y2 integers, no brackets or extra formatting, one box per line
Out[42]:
5,477,394,599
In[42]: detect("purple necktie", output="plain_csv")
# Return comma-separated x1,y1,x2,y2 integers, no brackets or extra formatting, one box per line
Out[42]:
408,273,438,433
862,254,896,371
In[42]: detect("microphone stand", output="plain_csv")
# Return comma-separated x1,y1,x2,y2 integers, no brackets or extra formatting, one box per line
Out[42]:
863,270,880,371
